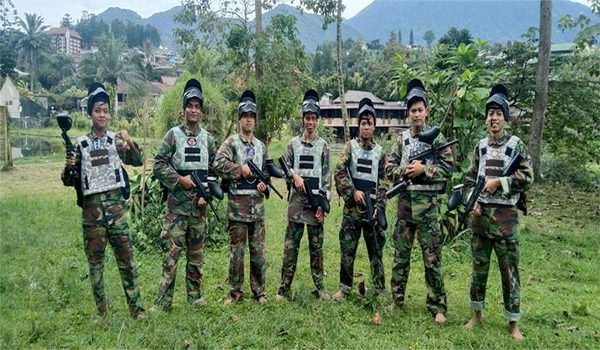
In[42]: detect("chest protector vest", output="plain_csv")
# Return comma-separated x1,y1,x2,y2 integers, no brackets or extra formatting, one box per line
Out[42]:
349,139,382,195
79,131,126,196
400,129,444,192
477,135,520,206
291,136,326,188
171,126,209,181
231,134,265,195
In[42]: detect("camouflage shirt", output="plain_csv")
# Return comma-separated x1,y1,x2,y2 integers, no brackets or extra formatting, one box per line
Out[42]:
213,133,270,223
282,133,331,225
385,128,454,188
62,129,143,189
153,124,218,216
385,127,454,217
334,138,389,221
464,131,534,199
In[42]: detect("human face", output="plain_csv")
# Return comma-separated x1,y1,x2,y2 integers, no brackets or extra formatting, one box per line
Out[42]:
240,112,256,134
359,115,375,141
91,102,110,131
486,107,505,135
407,100,428,131
184,99,203,125
303,112,319,135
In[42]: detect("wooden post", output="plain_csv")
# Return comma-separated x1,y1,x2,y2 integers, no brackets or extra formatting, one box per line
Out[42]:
0,106,13,170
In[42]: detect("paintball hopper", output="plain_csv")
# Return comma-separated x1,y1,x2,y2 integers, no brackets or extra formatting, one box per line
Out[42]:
302,89,320,115
206,176,224,200
57,112,72,132
447,184,465,211
417,126,440,144
405,79,428,109
238,90,257,118
486,84,510,121
182,79,203,110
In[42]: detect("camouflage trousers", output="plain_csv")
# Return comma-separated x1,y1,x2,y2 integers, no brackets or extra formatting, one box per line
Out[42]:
82,191,144,317
278,222,324,296
338,216,386,295
228,220,266,299
155,212,206,309
470,205,521,321
391,193,447,315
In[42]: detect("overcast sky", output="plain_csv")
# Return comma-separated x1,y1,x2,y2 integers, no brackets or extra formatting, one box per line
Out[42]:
14,0,592,28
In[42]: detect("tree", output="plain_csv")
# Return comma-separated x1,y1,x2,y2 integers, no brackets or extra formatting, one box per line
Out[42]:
16,13,49,91
366,39,383,50
79,34,144,116
75,14,109,49
558,0,600,47
0,0,18,78
398,29,402,44
439,27,473,47
529,0,552,180
300,0,350,141
60,13,73,28
423,30,435,48
409,28,414,46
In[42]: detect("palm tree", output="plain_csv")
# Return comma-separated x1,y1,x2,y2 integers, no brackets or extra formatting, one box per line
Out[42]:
80,34,144,116
16,13,49,91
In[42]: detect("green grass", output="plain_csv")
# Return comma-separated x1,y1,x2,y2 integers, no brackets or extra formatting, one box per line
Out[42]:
1,155,599,349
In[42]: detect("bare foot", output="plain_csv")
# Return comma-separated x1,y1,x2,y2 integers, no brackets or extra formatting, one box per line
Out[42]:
332,289,346,301
317,290,331,301
464,311,483,330
372,311,382,325
256,296,268,304
274,294,287,302
510,322,524,341
434,312,447,324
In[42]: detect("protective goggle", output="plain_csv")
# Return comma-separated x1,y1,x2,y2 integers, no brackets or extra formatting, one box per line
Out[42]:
302,99,320,115
238,100,257,115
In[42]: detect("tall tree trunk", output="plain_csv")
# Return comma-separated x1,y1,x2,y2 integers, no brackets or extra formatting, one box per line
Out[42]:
255,0,263,81
529,0,552,181
336,0,350,142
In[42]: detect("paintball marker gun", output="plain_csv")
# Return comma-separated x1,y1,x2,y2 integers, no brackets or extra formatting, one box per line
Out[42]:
278,157,330,214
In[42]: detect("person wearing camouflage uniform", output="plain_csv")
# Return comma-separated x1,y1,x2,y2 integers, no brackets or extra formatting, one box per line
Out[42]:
332,98,388,319
152,79,218,310
385,79,453,323
213,90,272,304
463,85,533,341
62,82,145,320
275,90,331,301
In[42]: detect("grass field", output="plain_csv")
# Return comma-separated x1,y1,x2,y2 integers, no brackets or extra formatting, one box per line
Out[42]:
1,147,599,349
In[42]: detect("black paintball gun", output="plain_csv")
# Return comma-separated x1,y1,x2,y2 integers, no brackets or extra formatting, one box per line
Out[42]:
190,172,224,222
386,126,457,200
346,166,387,231
57,112,84,207
448,152,527,215
278,157,330,214
246,159,284,199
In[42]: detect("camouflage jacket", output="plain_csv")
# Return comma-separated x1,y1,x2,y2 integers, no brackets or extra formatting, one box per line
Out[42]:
213,133,270,223
464,131,534,203
334,138,389,221
385,127,454,216
61,129,143,199
282,133,331,225
153,124,218,216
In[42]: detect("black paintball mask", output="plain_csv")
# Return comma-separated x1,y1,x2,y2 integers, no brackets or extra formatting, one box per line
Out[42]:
86,82,110,116
182,78,204,110
238,90,257,119
405,78,428,111
357,97,376,126
485,84,510,121
301,89,321,116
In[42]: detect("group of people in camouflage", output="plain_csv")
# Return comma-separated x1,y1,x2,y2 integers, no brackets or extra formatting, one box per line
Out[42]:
62,77,533,340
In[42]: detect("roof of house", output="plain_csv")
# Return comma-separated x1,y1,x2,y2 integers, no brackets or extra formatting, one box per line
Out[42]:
47,27,81,40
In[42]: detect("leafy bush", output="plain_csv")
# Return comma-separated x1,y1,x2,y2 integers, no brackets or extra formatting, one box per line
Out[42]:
128,171,229,252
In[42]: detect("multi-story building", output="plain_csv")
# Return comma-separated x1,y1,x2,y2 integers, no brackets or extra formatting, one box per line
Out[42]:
47,27,82,59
